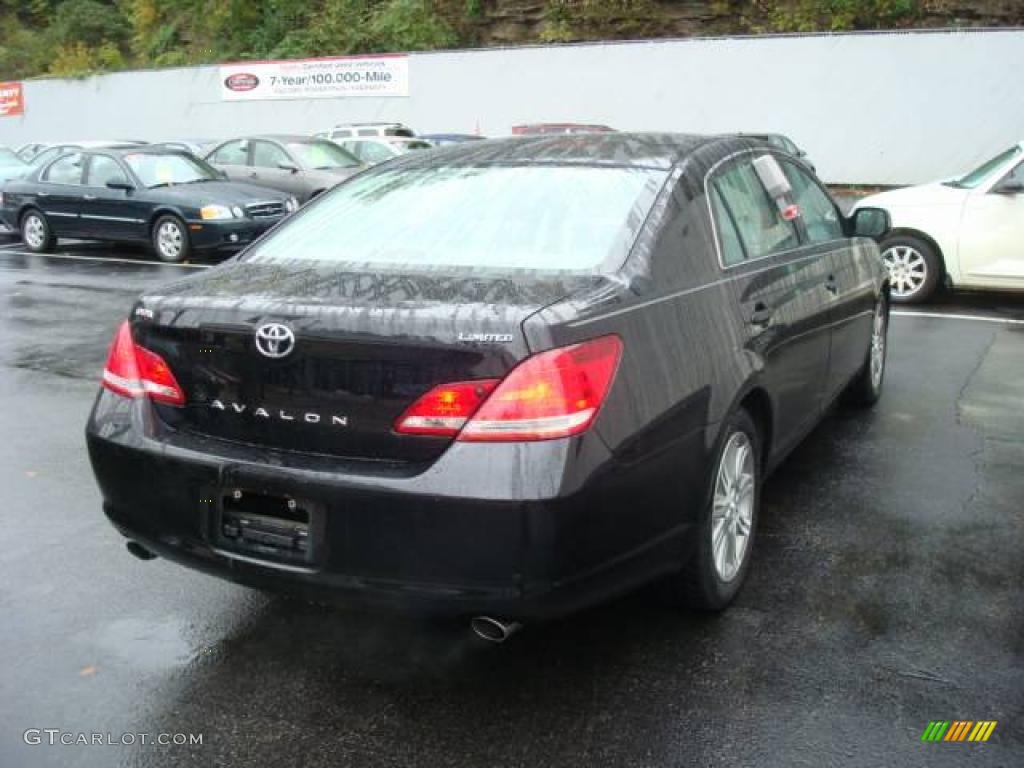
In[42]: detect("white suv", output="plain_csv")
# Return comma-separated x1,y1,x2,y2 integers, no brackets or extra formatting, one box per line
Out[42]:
317,123,416,141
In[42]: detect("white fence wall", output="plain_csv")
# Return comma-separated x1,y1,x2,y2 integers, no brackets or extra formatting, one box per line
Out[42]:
2,28,1022,184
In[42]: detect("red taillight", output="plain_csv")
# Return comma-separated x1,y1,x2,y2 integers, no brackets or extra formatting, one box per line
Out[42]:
395,335,622,443
459,335,622,441
101,321,185,406
394,379,500,437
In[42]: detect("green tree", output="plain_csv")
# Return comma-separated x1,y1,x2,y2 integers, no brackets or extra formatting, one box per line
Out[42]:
51,0,129,48
367,0,457,52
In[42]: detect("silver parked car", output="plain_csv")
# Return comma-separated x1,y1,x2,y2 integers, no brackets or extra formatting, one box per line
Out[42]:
205,135,364,203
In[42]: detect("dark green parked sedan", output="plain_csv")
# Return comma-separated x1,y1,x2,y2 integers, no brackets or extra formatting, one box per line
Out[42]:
0,147,298,262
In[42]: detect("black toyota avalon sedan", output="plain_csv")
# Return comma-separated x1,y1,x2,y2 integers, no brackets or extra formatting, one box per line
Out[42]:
0,147,298,262
86,134,891,640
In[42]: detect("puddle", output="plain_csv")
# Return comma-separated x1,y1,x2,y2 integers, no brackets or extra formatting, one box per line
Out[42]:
90,617,195,671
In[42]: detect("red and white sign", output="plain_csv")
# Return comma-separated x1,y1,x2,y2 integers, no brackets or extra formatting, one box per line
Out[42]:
219,55,408,101
0,82,24,117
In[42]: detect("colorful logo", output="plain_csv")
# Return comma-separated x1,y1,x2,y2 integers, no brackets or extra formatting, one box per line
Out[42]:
921,721,997,742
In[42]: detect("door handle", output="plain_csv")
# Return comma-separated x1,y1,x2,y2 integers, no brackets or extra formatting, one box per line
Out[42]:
749,303,773,326
38,192,49,198
825,275,839,295
83,194,96,201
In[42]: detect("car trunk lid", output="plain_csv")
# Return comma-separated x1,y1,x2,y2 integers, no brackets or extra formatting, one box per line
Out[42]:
134,261,597,465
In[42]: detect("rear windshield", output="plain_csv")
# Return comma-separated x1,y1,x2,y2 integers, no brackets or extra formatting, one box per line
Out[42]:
244,164,666,272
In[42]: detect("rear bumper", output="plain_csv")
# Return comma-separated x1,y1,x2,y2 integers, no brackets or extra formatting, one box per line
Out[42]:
86,392,706,619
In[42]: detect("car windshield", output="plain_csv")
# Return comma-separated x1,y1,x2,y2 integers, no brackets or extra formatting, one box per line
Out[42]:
245,164,666,272
287,141,361,170
0,148,26,166
946,146,1022,189
124,152,219,187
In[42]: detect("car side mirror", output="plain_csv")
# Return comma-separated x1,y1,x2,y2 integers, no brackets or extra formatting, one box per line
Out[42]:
278,162,299,174
992,178,1024,195
851,207,891,240
106,180,135,192
217,169,229,180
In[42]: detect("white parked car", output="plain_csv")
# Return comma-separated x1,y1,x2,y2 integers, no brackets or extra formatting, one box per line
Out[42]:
856,142,1024,303
316,122,416,140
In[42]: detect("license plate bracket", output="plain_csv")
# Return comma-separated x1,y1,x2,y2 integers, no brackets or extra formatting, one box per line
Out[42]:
213,488,321,567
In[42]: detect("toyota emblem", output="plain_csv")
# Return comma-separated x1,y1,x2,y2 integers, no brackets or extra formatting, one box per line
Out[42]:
254,323,295,359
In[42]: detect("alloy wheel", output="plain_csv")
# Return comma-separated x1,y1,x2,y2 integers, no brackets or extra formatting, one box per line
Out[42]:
882,246,927,299
23,214,45,249
870,301,887,390
711,431,755,583
157,221,183,260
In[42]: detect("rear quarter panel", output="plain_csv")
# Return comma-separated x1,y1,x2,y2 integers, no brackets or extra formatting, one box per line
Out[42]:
522,157,750,558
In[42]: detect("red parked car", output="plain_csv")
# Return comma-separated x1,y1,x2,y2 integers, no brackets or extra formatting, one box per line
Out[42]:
511,123,614,135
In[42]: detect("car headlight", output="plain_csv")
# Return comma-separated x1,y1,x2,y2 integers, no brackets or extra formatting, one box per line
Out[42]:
231,205,244,218
285,197,298,212
200,204,234,221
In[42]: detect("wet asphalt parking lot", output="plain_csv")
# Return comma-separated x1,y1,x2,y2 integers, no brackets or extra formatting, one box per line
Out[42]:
0,238,1021,768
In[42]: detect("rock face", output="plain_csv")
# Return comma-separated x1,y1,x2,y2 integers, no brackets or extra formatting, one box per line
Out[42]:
462,0,1024,47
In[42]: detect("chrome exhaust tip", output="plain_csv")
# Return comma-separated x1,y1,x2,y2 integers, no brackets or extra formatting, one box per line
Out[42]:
125,541,158,561
470,616,522,643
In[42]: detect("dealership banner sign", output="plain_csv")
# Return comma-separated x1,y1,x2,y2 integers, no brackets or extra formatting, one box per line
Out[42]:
0,82,24,117
219,55,408,101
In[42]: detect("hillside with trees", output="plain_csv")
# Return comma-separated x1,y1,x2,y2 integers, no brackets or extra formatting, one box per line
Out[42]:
2,0,1022,79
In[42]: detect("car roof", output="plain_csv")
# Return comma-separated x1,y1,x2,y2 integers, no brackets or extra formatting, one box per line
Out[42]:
94,146,197,158
331,122,407,128
77,140,147,147
387,133,731,170
215,135,322,144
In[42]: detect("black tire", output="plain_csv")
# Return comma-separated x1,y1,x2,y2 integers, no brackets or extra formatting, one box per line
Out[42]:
151,214,191,263
20,208,56,253
671,409,762,612
879,234,941,304
845,294,889,408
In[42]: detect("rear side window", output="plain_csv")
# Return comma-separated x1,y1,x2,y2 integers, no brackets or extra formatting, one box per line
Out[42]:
780,160,843,243
711,160,799,263
245,164,667,273
710,187,746,266
209,141,248,165
1003,161,1024,186
43,153,84,185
